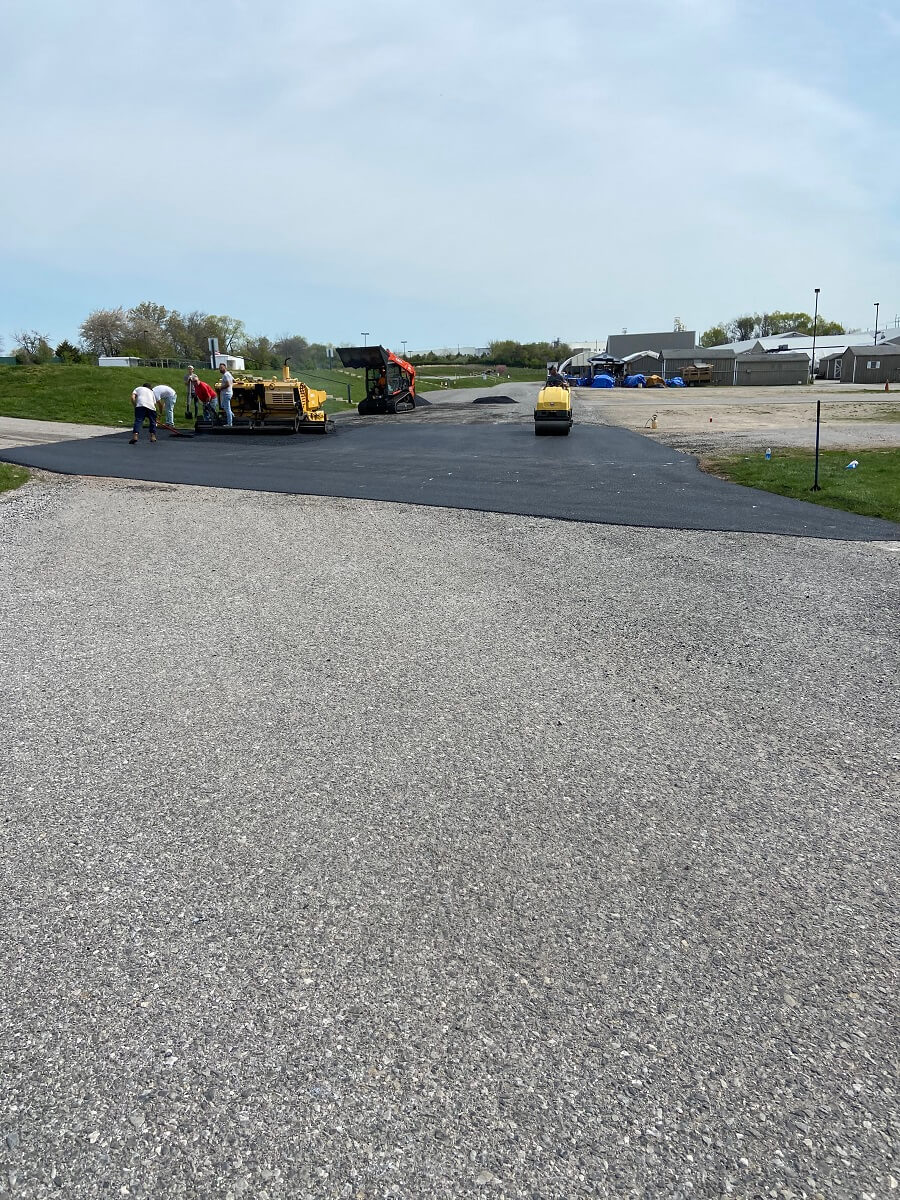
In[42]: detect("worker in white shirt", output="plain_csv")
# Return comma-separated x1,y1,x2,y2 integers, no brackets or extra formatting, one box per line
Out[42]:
152,383,177,427
217,364,234,427
130,384,158,444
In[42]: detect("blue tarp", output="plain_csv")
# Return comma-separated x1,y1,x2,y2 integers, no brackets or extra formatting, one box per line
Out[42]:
666,376,686,387
591,374,615,388
623,374,646,388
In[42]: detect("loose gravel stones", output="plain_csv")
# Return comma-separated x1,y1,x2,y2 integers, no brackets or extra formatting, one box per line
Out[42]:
1,476,897,1199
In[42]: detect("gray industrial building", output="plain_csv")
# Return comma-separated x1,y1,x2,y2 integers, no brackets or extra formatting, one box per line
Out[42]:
837,341,900,384
658,347,740,386
606,330,697,357
563,328,883,387
734,352,808,386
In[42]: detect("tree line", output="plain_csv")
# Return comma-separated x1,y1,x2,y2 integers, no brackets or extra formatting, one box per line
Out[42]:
7,301,339,371
409,341,573,369
7,304,572,373
8,303,853,370
700,310,846,348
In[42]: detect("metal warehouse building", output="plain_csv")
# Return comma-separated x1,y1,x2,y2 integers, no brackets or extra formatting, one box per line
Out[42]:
606,330,697,357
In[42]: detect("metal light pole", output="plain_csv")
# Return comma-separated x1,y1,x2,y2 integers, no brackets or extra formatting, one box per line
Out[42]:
874,303,880,346
401,340,407,359
361,331,369,347
810,288,820,384
811,288,822,492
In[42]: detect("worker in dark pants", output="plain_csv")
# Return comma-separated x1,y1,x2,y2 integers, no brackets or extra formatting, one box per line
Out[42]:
130,384,158,444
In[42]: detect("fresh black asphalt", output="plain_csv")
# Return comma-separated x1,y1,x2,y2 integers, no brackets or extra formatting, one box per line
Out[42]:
3,419,897,540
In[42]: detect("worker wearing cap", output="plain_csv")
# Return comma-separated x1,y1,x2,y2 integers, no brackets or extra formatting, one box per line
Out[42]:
183,365,197,419
217,363,234,427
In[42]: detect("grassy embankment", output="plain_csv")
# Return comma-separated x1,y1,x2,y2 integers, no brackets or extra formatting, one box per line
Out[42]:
0,364,364,426
0,364,540,427
704,449,900,524
0,463,29,493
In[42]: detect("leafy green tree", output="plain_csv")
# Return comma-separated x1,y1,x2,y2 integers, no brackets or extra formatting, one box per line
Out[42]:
211,314,246,354
306,343,333,370
241,335,279,371
700,325,728,347
485,340,572,368
129,300,169,330
712,310,846,344
274,334,310,367
124,301,173,358
728,315,759,343
54,339,83,363
165,310,221,362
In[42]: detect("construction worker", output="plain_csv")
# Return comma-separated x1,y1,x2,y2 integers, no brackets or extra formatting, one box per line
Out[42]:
184,366,198,419
216,363,234,427
130,383,158,444
192,377,218,422
152,382,177,427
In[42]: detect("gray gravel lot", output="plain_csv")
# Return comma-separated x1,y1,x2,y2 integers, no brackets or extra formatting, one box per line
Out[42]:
1,475,898,1200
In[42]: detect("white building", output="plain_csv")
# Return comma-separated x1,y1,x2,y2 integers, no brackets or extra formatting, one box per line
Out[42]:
213,353,245,371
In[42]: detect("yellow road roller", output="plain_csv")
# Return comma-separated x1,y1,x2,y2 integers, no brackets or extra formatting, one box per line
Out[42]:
534,384,573,435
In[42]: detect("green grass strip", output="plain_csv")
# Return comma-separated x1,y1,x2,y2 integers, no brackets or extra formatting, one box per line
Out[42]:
703,448,900,524
0,463,30,493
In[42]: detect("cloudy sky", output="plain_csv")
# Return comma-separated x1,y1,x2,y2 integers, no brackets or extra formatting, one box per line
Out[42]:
3,0,899,351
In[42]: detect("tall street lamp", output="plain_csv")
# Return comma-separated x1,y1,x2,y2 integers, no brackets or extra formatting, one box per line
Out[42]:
401,340,407,359
361,331,369,347
811,287,822,492
810,288,820,384
874,302,880,346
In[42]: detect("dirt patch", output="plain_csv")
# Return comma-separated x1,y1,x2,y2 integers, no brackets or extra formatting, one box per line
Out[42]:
573,390,900,454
